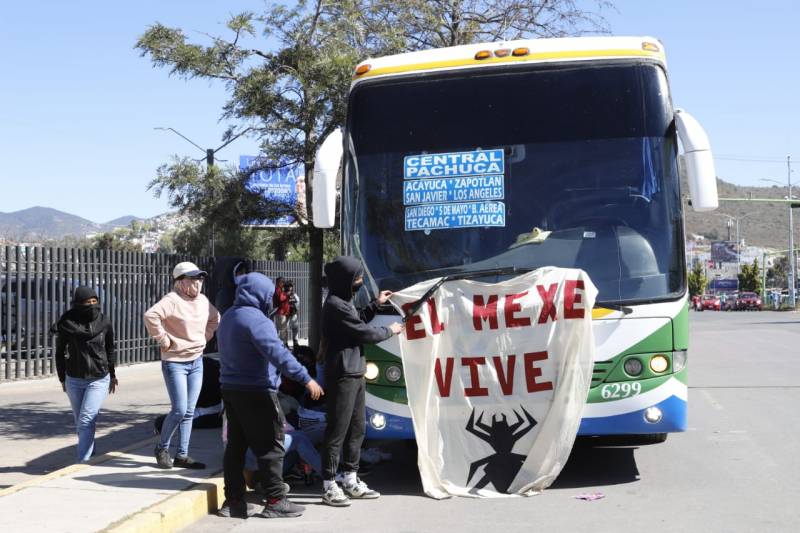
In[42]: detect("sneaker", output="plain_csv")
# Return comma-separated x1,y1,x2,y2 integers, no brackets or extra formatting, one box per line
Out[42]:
173,456,206,470
258,497,304,518
322,482,351,507
343,478,380,499
217,499,257,519
154,446,172,469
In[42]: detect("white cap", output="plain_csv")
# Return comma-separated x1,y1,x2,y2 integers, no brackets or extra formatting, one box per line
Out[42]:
172,261,208,279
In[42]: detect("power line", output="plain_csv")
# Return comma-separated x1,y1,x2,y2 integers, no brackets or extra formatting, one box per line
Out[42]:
715,156,789,163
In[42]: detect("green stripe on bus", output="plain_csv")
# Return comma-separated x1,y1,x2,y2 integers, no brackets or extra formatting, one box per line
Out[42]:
367,383,408,404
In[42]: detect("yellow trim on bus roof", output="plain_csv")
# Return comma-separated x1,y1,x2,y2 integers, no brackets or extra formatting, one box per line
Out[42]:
354,48,664,81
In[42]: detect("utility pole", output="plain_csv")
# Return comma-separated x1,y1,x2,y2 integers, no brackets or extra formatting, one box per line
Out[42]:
789,155,796,308
155,127,252,257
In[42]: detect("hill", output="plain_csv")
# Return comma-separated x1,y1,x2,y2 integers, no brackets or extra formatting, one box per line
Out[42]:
685,177,797,249
0,208,146,241
0,206,101,240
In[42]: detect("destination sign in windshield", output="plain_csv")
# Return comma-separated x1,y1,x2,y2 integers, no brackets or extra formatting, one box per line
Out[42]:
402,149,506,231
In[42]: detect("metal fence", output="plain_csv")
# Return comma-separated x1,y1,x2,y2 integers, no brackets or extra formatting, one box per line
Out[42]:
0,246,310,381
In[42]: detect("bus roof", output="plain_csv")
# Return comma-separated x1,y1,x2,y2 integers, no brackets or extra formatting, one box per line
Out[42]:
352,36,665,84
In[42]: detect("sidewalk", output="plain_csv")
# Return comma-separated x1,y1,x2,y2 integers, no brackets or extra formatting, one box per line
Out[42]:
0,362,171,488
0,361,226,532
0,428,224,533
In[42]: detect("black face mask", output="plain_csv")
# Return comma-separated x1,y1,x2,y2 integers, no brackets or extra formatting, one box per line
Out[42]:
74,303,101,323
352,281,364,293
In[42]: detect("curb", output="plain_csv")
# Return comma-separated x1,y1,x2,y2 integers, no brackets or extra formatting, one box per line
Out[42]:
102,474,224,533
0,435,156,498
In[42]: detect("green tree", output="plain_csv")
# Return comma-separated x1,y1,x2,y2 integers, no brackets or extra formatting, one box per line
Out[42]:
371,0,610,49
93,232,142,252
137,0,612,348
688,261,707,298
767,256,788,287
737,258,762,293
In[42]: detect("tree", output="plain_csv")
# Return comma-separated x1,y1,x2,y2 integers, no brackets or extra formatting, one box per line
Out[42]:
688,262,707,298
370,0,610,50
93,232,142,252
737,258,762,293
767,256,788,288
137,0,613,349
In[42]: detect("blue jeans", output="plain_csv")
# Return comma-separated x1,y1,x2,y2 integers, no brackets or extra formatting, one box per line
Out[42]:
244,430,323,475
159,358,203,457
65,374,110,463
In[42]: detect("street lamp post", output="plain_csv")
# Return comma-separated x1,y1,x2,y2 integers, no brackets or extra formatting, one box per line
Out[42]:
154,126,253,257
761,157,796,308
788,156,796,308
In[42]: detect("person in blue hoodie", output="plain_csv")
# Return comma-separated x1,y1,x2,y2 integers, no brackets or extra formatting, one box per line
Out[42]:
216,273,324,520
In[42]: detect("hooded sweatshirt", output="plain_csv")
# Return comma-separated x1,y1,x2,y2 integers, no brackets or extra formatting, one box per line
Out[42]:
143,281,220,362
55,286,115,382
321,256,392,378
212,256,249,317
218,273,311,392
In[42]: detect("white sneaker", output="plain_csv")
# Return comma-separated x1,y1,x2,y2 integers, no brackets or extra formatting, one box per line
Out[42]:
343,478,380,499
322,482,351,507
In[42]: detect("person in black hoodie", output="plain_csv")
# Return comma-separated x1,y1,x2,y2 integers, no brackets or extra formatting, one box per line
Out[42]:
55,286,117,462
320,256,403,507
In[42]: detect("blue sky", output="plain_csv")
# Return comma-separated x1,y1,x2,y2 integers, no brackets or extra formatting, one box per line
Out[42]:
1,0,797,222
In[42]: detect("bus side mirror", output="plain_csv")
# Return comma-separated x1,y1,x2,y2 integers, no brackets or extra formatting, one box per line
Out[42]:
312,128,344,228
675,109,718,212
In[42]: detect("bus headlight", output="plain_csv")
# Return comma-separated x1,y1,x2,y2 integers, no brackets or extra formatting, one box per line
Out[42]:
644,407,663,423
365,362,380,381
385,365,402,382
370,412,387,430
623,358,643,376
649,354,669,373
672,350,687,372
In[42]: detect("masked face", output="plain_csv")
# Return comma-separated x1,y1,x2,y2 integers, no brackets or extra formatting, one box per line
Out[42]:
75,302,101,323
176,278,203,298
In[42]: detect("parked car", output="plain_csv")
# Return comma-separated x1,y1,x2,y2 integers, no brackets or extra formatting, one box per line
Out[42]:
699,294,721,311
735,292,762,311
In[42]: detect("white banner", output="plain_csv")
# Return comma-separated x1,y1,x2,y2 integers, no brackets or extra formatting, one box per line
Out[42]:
390,267,597,498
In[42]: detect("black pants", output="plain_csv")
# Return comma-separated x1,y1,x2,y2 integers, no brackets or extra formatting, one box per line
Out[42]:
322,375,366,481
222,388,285,500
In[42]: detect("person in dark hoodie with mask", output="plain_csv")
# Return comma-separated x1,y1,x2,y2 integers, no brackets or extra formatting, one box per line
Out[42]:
320,256,403,507
217,272,324,520
212,256,252,317
55,286,117,463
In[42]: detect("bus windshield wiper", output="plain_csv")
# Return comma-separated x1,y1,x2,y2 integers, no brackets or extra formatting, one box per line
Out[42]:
594,300,633,315
402,266,532,320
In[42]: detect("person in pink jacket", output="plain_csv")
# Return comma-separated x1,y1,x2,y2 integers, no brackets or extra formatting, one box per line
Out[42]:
144,261,220,469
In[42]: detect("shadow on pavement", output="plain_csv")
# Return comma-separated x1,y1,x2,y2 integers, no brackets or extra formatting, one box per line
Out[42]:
551,438,641,489
283,436,642,499
0,401,158,479
73,469,206,491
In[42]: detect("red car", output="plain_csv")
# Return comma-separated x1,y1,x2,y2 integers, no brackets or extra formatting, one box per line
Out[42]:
735,292,762,311
700,294,720,311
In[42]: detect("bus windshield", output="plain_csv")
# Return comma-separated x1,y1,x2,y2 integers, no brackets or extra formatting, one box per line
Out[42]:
346,62,685,304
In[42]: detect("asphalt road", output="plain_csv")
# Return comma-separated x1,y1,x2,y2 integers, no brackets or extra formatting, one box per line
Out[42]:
186,310,800,533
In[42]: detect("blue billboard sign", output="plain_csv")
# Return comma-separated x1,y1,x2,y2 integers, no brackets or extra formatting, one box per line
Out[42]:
240,155,303,227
